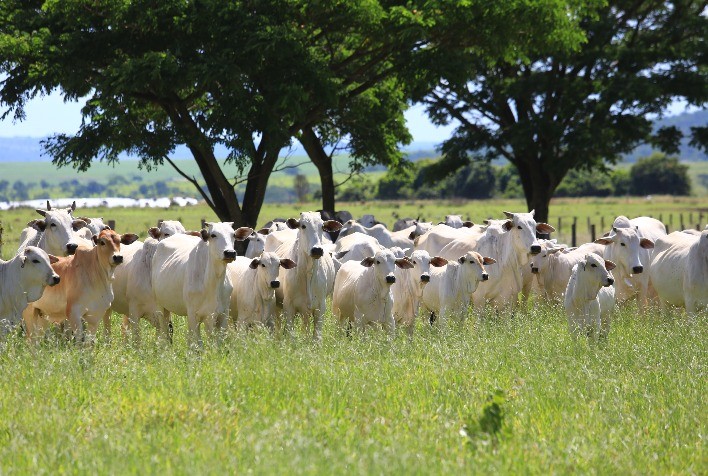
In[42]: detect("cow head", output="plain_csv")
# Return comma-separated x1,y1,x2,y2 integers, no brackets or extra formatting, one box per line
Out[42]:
358,214,377,228
92,230,139,267
595,226,653,275
249,252,296,300
33,208,87,256
19,246,61,288
287,212,341,259
457,252,496,294
528,241,566,275
501,210,555,258
408,221,434,241
407,250,447,294
576,253,615,300
443,214,474,229
360,249,413,287
149,220,187,241
199,222,253,263
243,230,267,259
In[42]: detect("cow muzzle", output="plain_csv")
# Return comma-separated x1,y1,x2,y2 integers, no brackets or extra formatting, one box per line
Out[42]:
530,244,542,254
66,243,79,255
385,275,396,284
632,266,643,274
112,255,124,265
605,277,615,286
223,250,237,262
270,280,280,289
531,267,539,274
482,273,489,281
310,247,324,259
420,274,430,283
50,275,60,286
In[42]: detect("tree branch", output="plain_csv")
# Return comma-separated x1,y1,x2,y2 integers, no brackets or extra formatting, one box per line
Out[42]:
164,155,216,210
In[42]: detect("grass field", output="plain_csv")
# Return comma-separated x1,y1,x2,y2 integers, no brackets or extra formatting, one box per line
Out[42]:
0,200,706,474
0,300,704,474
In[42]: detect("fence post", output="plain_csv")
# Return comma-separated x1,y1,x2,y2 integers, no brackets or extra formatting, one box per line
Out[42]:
680,213,685,230
600,216,605,232
590,224,596,242
0,221,3,258
571,217,578,247
107,219,116,230
557,217,562,241
689,212,693,225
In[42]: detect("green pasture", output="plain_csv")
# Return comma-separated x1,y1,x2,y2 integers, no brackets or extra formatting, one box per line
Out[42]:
0,300,704,474
2,196,707,259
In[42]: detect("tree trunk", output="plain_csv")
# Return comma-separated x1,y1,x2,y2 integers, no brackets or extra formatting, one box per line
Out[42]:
299,127,335,213
514,157,561,223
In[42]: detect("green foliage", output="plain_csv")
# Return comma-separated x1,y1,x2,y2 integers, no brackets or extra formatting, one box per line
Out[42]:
554,169,614,198
630,153,691,196
336,175,377,202
377,165,416,199
610,169,631,196
461,389,507,450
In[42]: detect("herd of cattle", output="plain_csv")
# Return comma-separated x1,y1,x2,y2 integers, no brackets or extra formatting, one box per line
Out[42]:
1,201,706,347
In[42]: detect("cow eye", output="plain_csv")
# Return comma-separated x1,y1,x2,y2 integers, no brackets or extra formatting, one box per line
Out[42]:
32,259,40,264
50,223,57,227
517,226,522,229
591,263,597,267
261,264,266,267
301,225,306,229
413,261,417,265
99,240,105,246
164,233,170,237
620,243,626,246
376,260,380,264
211,234,216,238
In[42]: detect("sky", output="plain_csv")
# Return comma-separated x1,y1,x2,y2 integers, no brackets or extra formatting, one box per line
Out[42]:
0,91,456,143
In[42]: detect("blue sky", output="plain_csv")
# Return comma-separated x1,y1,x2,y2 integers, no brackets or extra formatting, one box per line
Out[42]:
0,90,455,143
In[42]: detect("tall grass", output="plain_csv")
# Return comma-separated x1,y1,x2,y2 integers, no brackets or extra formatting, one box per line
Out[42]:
0,301,704,474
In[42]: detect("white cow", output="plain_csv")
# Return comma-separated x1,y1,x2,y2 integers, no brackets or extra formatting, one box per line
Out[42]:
339,220,418,251
333,232,384,264
274,212,342,340
244,229,269,259
332,249,412,334
649,227,708,315
421,251,495,326
74,216,110,240
358,214,379,228
529,242,606,300
18,205,88,257
595,216,665,307
0,247,60,341
442,214,474,229
392,250,448,336
151,222,253,347
264,228,298,252
564,253,616,338
440,212,555,309
24,230,139,344
414,223,486,256
228,253,296,330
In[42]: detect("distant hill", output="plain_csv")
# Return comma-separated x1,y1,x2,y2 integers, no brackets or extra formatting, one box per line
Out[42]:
0,111,704,163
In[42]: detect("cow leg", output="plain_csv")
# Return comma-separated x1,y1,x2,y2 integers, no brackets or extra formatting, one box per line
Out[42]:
384,315,396,338
154,309,172,345
600,312,612,340
102,308,112,344
187,312,203,349
214,312,229,344
85,317,100,346
67,308,84,344
313,303,325,341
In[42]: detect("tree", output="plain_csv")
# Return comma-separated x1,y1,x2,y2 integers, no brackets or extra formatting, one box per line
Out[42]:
293,174,310,203
0,1,423,227
629,153,691,196
418,0,707,222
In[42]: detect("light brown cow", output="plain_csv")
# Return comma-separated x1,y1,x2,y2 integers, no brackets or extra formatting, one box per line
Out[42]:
23,229,138,343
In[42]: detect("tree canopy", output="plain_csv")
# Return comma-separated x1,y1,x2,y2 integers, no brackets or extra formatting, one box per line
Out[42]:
418,0,707,221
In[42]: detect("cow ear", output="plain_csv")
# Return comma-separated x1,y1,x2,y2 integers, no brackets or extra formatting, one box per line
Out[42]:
323,220,343,232
257,227,270,235
234,227,254,241
360,257,375,267
530,209,535,217
48,254,60,264
185,231,201,237
19,254,26,268
438,221,444,225
148,227,161,239
483,219,491,225
462,221,474,228
430,256,448,267
502,220,513,231
120,233,139,245
92,234,99,245
102,225,111,231
35,209,47,217
408,231,416,240
280,258,297,269
604,260,617,271
287,218,300,229
77,216,91,224
72,219,87,232
46,200,52,211
249,258,260,269
536,223,556,233
483,256,497,265
31,220,47,232
503,211,514,219
395,258,414,269
70,201,77,212
640,238,654,249
200,229,209,241
458,256,466,264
